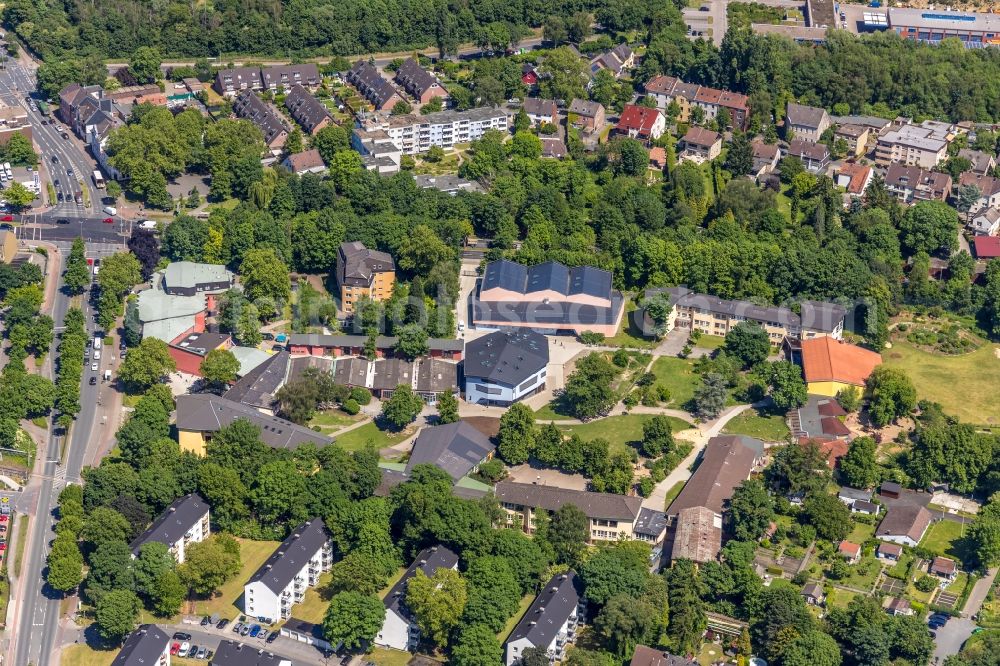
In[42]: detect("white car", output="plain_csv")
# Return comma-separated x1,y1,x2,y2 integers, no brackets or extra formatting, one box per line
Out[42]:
93,350,100,360
90,362,97,372
178,642,191,657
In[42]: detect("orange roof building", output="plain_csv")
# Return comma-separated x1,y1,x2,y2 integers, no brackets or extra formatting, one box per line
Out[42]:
799,337,881,397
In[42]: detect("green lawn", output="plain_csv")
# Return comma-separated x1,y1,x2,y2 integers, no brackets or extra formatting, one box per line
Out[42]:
193,538,280,619
920,520,974,565
826,587,857,609
692,334,726,350
498,592,536,641
882,340,1000,426
649,356,701,409
533,401,571,421
663,481,687,510
846,520,876,546
333,422,414,452
13,514,28,577
556,414,691,455
722,409,791,442
61,645,117,666
366,648,418,666
833,555,881,593
603,300,658,349
308,410,365,435
292,572,333,624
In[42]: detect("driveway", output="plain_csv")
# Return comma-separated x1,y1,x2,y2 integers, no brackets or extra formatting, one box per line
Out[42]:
932,616,975,663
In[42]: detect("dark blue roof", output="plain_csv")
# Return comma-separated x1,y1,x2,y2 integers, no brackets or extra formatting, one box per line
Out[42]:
569,265,612,298
482,260,528,292
483,259,614,299
527,261,570,295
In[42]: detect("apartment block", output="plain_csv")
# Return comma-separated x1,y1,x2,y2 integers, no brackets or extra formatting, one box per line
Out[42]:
335,241,395,313
875,121,952,169
244,519,332,622
129,493,210,564
643,75,749,130
884,163,952,203
504,572,585,666
366,107,508,155
376,546,459,651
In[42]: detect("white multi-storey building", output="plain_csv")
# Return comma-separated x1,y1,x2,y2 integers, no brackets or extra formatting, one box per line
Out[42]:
504,572,585,666
244,519,332,622
366,108,508,155
375,546,460,651
129,493,210,564
112,625,171,666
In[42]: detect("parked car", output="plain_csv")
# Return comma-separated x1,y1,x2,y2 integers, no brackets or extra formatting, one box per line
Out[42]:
266,632,279,644
257,630,268,641
232,622,243,634
188,645,199,658
196,647,207,659
170,643,180,655
249,624,261,638
240,624,252,636
200,616,211,626
1,215,12,222
172,632,191,641
217,618,230,630
90,362,97,372
178,642,191,657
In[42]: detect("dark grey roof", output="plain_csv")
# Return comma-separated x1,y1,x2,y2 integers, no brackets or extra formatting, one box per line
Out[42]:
630,646,698,666
224,351,290,410
385,546,460,618
633,507,668,538
332,356,370,387
112,625,170,666
287,333,464,353
233,90,288,145
786,102,828,130
481,259,527,292
522,98,558,117
568,99,603,117
215,67,263,90
463,330,549,386
800,300,847,333
371,358,413,391
853,500,878,513
337,241,395,287
495,482,643,522
262,63,320,89
175,394,333,449
129,493,209,556
405,421,495,481
347,61,400,108
413,358,460,395
284,84,331,134
839,486,873,502
247,519,329,594
211,640,293,666
483,260,613,299
282,617,326,642
787,139,829,162
507,572,582,648
394,58,444,98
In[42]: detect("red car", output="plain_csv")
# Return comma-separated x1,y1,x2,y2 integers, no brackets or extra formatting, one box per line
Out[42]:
102,217,114,224
0,543,7,551
170,643,180,656
0,516,8,523
1,215,12,222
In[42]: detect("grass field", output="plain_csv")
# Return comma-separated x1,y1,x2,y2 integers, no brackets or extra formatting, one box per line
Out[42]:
835,555,881,593
498,592,536,641
846,520,876,545
882,340,1000,425
662,481,686,510
649,356,701,410
333,422,414,452
14,514,28,577
692,334,726,350
722,409,790,442
308,410,366,436
826,587,857,609
920,519,974,565
604,300,658,349
193,538,280,619
294,572,333,624
367,647,423,666
556,414,692,455
61,645,117,666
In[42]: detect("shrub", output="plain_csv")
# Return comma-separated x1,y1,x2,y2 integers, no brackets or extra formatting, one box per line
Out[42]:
579,331,606,345
639,477,654,497
476,459,506,483
342,399,360,415
349,387,372,406
612,349,630,367
915,575,937,593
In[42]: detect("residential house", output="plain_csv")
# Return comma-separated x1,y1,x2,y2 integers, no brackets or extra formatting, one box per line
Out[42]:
616,104,666,143
351,127,403,174
0,103,32,144
797,337,881,397
640,286,846,342
213,66,263,96
838,487,873,507
877,542,903,561
175,394,333,456
876,505,932,547
839,541,862,564
244,519,332,621
281,149,326,175
363,107,507,154
884,597,913,616
590,44,634,78
284,85,332,135
112,625,171,666
521,64,538,86
232,91,289,151
567,99,606,132
393,58,449,104
129,493,210,564
642,75,749,130
975,236,1000,259
346,61,403,111
958,148,996,175
834,124,871,156
463,330,549,406
540,137,568,159
286,333,463,360
404,421,494,482
853,500,879,516
929,556,958,580
279,617,333,652
224,351,290,414
376,546,460,651
211,641,292,666
471,259,625,336
786,103,831,143
497,482,659,543
801,582,825,606
875,122,950,169
522,98,559,127
649,146,667,170
57,83,125,179
959,171,1000,213
504,572,585,666
334,355,458,404
786,139,830,173
162,262,234,296
789,395,851,446
629,646,698,666
751,141,781,176
666,435,765,563
884,163,952,203
413,174,482,194
970,208,1000,236
336,241,396,313
679,127,722,163
261,64,321,92
835,162,873,198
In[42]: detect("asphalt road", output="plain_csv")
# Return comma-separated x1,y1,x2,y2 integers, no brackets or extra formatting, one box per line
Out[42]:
13,249,111,666
16,213,132,244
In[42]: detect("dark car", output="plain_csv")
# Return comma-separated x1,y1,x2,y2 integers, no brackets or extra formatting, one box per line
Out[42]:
188,645,198,658
66,168,73,176
57,193,63,202
89,376,96,385
200,616,211,626
172,632,191,641
217,618,230,630
266,632,278,644
51,155,58,163
56,218,69,224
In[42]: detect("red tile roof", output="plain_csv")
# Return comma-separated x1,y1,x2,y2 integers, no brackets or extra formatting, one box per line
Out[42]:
839,541,861,557
617,104,662,136
800,338,881,387
974,236,1000,259
799,437,849,469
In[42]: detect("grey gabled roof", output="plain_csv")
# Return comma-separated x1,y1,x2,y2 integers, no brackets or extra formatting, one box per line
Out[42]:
175,394,333,449
463,330,549,386
495,482,643,522
211,640,293,666
786,102,828,130
111,625,170,666
385,545,460,617
224,351,290,410
629,646,698,666
286,333,464,353
394,58,444,98
507,572,582,648
522,98,558,117
284,84,331,134
129,493,209,556
405,421,495,481
247,519,329,594
633,507,668,538
839,486,873,502
233,90,288,145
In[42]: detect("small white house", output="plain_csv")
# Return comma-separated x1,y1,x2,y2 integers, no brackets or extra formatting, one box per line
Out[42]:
875,505,932,548
970,208,1000,236
244,519,332,622
129,493,210,564
376,545,460,651
504,572,585,666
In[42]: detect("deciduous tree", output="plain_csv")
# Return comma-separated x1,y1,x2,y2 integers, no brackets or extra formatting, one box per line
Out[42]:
406,567,467,648
322,591,386,649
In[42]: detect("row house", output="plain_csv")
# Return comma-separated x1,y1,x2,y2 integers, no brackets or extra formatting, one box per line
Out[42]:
590,43,634,78
393,58,449,104
284,84,332,135
232,91,289,151
244,519,332,622
642,75,749,130
345,61,403,111
884,163,952,203
958,171,1000,213
213,64,320,96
